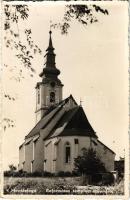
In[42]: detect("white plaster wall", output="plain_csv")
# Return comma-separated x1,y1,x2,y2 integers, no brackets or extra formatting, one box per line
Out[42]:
40,83,62,107
45,136,91,173
44,136,115,173
35,83,63,123
32,137,45,172
95,141,115,171
19,145,24,170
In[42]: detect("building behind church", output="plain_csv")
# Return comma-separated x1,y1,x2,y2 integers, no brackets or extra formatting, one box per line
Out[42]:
19,31,115,174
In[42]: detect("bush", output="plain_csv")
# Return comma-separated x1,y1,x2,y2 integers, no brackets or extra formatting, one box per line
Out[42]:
4,169,54,177
42,171,53,177
4,171,13,177
31,171,42,177
74,148,106,176
64,171,72,177
56,171,74,177
13,171,23,177
92,173,102,184
102,172,115,185
91,172,115,186
4,169,27,177
4,169,80,178
72,170,80,176
56,171,65,177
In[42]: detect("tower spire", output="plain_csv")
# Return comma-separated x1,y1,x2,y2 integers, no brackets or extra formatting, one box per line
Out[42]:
39,31,62,86
35,30,63,122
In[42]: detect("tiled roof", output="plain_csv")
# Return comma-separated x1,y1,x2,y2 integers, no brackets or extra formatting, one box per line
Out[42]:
25,95,97,140
25,95,76,139
45,106,97,140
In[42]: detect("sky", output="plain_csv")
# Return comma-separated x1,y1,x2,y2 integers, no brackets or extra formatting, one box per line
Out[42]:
2,1,129,170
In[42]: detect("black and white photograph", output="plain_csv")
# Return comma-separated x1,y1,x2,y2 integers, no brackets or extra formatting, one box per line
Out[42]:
2,1,129,198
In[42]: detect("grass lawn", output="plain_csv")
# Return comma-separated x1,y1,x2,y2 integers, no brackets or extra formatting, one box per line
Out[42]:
4,176,124,195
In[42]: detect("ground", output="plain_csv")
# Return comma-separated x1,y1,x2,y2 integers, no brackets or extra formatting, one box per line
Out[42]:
4,177,124,195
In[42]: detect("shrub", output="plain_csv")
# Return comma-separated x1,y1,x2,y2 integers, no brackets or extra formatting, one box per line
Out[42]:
56,171,78,177
4,169,28,177
72,170,80,176
4,171,10,177
102,172,115,185
31,171,42,177
74,148,106,176
64,171,72,177
42,171,53,177
4,170,55,177
8,164,17,172
56,171,65,177
14,171,27,177
91,172,115,186
4,169,80,178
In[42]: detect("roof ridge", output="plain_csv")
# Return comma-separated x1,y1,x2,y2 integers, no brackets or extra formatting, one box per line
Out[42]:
25,103,63,139
42,94,77,118
25,95,78,139
64,106,79,126
41,104,64,130
45,106,79,140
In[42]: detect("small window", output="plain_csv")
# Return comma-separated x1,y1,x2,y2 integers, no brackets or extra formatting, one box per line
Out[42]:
50,92,55,103
74,139,79,144
65,142,71,163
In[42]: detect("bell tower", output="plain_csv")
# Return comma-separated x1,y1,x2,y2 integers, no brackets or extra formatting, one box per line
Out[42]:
35,31,63,123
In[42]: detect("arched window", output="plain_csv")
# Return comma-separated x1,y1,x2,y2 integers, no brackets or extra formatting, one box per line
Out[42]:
65,142,71,163
50,92,55,103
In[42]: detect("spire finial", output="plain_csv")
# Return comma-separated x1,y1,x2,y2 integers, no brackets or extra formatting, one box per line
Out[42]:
48,22,53,49
49,20,52,34
80,98,83,107
49,30,52,34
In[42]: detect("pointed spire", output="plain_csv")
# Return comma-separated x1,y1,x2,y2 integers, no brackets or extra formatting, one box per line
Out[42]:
45,31,56,68
39,31,61,80
48,30,53,49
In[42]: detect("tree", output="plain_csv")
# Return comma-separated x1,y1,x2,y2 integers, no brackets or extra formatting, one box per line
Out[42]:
4,5,41,73
3,5,42,131
74,148,106,176
8,164,17,172
4,164,17,177
52,4,108,34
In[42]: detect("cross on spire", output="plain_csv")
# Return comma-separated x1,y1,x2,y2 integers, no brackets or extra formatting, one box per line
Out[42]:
50,20,52,31
80,98,83,107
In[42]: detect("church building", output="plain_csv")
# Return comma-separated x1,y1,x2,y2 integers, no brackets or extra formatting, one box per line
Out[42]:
19,31,115,173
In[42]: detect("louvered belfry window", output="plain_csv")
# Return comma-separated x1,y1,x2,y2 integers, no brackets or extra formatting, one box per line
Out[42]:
50,92,55,103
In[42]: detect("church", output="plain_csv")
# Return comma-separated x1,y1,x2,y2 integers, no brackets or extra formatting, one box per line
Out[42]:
19,31,115,173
